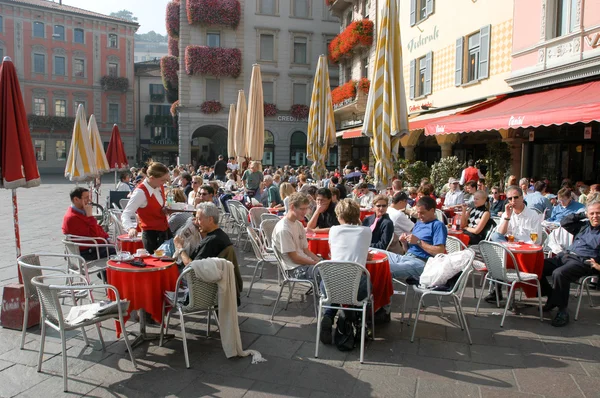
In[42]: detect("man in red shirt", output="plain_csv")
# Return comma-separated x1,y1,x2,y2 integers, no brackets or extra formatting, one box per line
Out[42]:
62,187,113,261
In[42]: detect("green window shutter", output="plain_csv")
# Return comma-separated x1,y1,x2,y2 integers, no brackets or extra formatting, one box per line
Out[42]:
424,51,432,95
409,59,416,99
455,37,463,86
410,0,417,26
478,24,491,80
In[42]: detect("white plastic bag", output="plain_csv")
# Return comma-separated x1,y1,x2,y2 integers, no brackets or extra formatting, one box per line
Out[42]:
419,250,471,288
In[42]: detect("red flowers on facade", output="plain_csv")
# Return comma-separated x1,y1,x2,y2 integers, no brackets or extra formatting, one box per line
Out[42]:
166,0,180,39
328,19,374,63
160,56,179,91
168,36,179,57
187,0,241,29
201,100,223,114
264,103,277,117
185,46,242,78
358,77,370,94
290,104,309,119
331,80,357,106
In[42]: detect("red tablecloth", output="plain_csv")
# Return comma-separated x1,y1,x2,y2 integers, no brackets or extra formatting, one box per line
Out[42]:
107,257,179,336
366,252,393,312
268,208,279,214
448,230,470,246
502,242,544,298
360,209,375,221
117,234,144,254
307,232,331,259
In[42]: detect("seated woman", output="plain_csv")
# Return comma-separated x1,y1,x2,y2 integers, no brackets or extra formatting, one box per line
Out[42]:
224,172,238,192
362,194,394,249
187,175,203,206
278,182,296,214
168,188,193,234
459,190,495,245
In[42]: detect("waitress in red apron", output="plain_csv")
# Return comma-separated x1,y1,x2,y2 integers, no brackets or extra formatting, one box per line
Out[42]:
122,162,172,254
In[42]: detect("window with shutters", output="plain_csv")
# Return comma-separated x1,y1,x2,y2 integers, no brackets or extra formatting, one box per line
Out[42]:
108,63,118,77
108,103,120,124
363,0,370,18
205,79,221,101
344,9,353,28
54,56,66,76
259,34,275,61
455,25,490,86
547,0,578,39
108,34,118,48
74,59,85,77
410,0,434,26
409,52,432,99
345,65,352,82
292,0,310,18
33,22,45,38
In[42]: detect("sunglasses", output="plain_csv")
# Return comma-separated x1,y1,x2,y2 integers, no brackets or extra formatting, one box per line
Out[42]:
491,191,499,194
375,204,388,208
507,196,520,201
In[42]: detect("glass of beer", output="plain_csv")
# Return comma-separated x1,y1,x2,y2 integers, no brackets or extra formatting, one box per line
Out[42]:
530,232,538,243
506,234,515,243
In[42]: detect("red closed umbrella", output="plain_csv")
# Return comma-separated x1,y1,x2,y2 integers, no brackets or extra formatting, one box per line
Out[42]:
106,124,129,186
0,56,41,282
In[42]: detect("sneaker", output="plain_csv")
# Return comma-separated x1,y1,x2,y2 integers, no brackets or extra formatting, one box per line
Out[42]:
484,291,503,304
542,301,557,312
551,310,569,327
320,316,333,345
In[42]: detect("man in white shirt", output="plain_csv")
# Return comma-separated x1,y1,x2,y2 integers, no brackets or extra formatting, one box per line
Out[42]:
352,183,375,208
387,191,414,236
444,178,464,207
227,157,239,172
271,193,320,279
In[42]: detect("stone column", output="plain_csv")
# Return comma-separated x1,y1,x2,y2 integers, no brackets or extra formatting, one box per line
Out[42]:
435,134,459,159
404,145,416,161
499,129,524,178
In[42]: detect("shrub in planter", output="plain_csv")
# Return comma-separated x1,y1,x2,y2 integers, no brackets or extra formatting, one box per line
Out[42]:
100,76,129,92
264,103,277,117
168,36,179,57
331,80,356,106
166,0,180,39
430,156,464,195
160,56,179,91
290,104,309,119
185,46,242,78
328,19,374,63
395,159,431,187
200,100,223,114
187,0,241,29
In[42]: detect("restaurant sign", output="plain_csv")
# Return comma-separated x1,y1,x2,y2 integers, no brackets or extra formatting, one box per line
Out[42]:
508,115,525,127
407,26,440,53
341,118,363,129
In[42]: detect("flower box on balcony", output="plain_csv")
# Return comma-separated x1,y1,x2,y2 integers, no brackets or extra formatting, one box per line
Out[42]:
168,36,179,57
328,19,374,64
331,80,357,107
201,100,223,114
160,56,179,91
150,93,166,103
187,0,241,29
290,104,309,120
358,77,370,94
100,76,129,92
27,114,75,131
166,0,180,39
185,46,242,78
264,103,277,117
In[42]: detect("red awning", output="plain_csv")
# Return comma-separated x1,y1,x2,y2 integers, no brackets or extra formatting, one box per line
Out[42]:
424,80,600,136
341,127,363,139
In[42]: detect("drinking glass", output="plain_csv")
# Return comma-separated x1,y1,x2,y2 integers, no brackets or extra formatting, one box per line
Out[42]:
507,234,515,243
530,232,538,243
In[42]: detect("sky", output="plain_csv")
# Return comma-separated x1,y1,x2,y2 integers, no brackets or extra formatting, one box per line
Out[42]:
61,0,170,34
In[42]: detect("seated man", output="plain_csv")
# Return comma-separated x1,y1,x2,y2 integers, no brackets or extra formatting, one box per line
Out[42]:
329,176,347,199
62,187,114,261
525,181,552,218
374,197,446,280
352,183,375,208
387,191,414,236
463,181,477,209
264,175,283,208
541,195,600,327
194,185,216,207
444,178,464,208
271,193,321,280
306,188,340,232
547,187,585,225
489,187,506,217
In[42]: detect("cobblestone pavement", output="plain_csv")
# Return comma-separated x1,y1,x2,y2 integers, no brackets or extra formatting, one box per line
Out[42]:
0,175,599,397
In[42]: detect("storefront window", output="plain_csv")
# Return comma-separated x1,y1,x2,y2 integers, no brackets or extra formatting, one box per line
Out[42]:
289,131,307,166
263,130,275,166
34,140,46,161
326,146,338,168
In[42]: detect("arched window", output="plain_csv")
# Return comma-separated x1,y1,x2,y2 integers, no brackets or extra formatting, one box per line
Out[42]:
289,131,307,167
263,130,275,166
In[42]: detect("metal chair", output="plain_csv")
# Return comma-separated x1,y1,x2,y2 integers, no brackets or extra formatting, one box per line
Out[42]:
270,247,318,320
17,253,89,350
409,249,475,343
314,260,374,363
108,210,125,242
260,213,280,223
445,235,483,299
575,275,596,321
246,227,278,297
32,274,137,392
259,218,279,251
249,207,269,229
62,235,115,283
475,241,543,327
228,201,250,249
159,266,219,368
119,198,130,209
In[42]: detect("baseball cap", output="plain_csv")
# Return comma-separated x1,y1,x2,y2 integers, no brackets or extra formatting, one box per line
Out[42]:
449,178,459,184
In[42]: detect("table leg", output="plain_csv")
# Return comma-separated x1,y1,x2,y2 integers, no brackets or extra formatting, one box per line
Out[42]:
129,308,174,349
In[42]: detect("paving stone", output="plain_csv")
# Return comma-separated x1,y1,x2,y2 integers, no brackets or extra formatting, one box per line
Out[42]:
41,345,113,377
0,339,64,367
454,361,518,390
521,353,588,376
415,378,480,397
248,335,304,360
294,340,348,367
0,363,50,397
418,338,471,361
239,318,286,336
343,347,402,375
19,374,101,397
446,324,495,345
121,363,201,396
571,374,600,398
78,353,156,386
470,344,525,368
479,387,544,398
241,356,305,385
351,370,416,397
513,368,584,397
290,362,360,395
84,384,160,397
399,354,459,381
241,381,311,398
275,324,318,342
167,372,255,398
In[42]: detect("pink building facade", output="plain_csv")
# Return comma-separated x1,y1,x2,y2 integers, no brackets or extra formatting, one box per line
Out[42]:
0,0,138,172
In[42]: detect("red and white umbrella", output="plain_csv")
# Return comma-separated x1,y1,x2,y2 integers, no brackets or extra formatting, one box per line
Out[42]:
106,124,129,186
0,56,41,282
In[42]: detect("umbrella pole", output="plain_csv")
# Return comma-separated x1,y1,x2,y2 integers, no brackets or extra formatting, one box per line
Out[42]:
12,189,22,284
115,170,117,188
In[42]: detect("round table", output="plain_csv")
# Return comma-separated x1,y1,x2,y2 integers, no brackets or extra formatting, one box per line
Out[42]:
366,252,393,312
448,229,470,246
360,209,375,221
442,207,456,219
501,242,544,298
117,234,144,254
267,208,280,214
107,256,179,338
307,232,330,259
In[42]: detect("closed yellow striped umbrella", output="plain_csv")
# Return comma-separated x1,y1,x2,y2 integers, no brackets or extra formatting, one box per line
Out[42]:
65,104,96,181
307,54,336,180
362,0,409,188
87,114,110,176
245,64,265,163
234,90,247,165
227,104,237,159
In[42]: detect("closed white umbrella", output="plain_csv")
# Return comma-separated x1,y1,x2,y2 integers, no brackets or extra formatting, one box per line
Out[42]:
227,104,237,159
88,114,110,176
245,64,265,164
234,90,247,165
65,104,97,182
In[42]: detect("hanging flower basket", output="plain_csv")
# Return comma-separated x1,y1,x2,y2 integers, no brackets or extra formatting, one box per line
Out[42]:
264,103,277,117
166,0,180,39
290,104,309,119
100,76,129,92
187,0,241,29
358,77,370,94
160,55,179,91
201,100,223,114
185,46,242,78
331,80,357,106
170,100,180,117
168,36,179,57
328,19,374,63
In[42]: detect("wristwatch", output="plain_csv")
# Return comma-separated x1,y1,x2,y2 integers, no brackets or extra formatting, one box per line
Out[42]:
415,239,422,246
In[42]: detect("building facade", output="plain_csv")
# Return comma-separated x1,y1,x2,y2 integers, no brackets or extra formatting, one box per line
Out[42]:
134,40,168,63
174,0,339,167
0,0,138,173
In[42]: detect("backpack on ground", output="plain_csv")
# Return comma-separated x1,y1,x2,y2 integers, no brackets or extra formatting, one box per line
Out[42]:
334,310,361,351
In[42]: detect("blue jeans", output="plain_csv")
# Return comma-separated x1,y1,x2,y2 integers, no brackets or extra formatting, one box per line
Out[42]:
373,249,427,280
490,232,507,243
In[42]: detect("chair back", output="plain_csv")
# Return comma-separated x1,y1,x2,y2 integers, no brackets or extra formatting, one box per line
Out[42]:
478,241,523,282
237,206,251,227
31,275,66,327
260,219,279,249
109,211,125,238
178,267,218,312
119,198,130,209
261,213,280,223
217,245,243,294
247,226,265,260
450,249,475,295
386,233,404,254
249,207,269,229
18,253,84,300
272,246,293,283
435,209,446,224
446,235,467,253
314,261,371,306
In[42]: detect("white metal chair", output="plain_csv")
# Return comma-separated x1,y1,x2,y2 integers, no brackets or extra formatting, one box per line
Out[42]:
62,235,115,283
260,213,280,223
228,201,250,249
119,198,130,209
17,253,89,350
32,274,137,392
575,275,596,321
249,207,269,229
271,247,318,320
259,218,279,251
409,249,475,343
108,210,125,242
246,227,279,297
314,260,374,363
159,266,219,368
475,241,543,327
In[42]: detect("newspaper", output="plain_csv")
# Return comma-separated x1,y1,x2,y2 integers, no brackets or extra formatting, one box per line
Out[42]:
65,300,130,325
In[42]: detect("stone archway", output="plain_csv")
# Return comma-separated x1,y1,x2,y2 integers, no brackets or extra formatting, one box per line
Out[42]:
191,124,228,165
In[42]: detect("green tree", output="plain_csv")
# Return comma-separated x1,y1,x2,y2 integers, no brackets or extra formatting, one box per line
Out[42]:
110,10,138,22
430,156,464,195
135,31,168,43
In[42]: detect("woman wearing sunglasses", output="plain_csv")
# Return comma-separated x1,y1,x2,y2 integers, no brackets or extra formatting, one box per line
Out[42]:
362,194,394,249
459,190,495,245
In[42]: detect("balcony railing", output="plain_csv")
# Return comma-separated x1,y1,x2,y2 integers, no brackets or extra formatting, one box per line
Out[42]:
150,93,165,103
144,114,175,127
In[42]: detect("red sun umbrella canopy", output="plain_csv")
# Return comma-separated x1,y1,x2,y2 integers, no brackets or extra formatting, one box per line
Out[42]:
0,57,40,189
106,124,129,171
